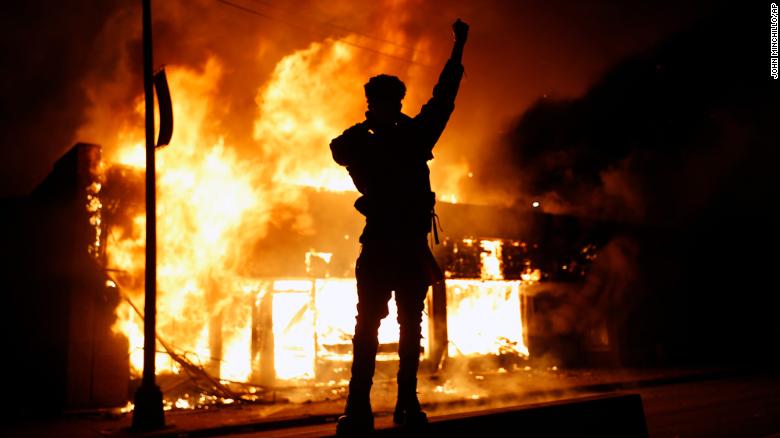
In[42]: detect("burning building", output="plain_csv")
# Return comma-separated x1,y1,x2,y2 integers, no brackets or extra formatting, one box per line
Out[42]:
0,36,625,410
0,0,682,415
1,140,621,415
100,158,541,394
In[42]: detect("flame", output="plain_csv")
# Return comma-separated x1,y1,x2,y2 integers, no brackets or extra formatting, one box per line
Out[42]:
108,59,268,379
314,279,430,362
446,279,528,357
87,5,522,402
102,40,441,383
521,268,542,283
86,181,103,258
253,40,361,192
439,239,530,358
271,278,431,380
251,28,468,198
479,239,504,280
272,284,316,380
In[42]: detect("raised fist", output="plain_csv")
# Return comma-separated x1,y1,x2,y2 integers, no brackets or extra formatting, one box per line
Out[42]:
453,18,469,43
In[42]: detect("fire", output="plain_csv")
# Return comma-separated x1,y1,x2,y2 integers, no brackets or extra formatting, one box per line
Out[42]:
86,181,103,258
254,40,360,192
446,279,528,357
97,13,450,386
271,281,317,380
445,239,529,358
100,32,433,384
479,239,504,280
107,59,267,380
81,5,529,409
314,279,430,362
267,278,431,381
252,29,469,197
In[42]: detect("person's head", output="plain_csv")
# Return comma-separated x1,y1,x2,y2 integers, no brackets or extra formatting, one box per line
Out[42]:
364,74,405,124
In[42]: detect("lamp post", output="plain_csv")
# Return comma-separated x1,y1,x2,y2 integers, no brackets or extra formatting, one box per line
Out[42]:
131,0,165,430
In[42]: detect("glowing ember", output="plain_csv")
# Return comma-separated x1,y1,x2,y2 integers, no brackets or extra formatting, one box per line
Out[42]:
521,268,542,283
86,181,103,258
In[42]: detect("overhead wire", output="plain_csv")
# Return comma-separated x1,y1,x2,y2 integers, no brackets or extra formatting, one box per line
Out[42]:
246,0,417,52
215,0,433,69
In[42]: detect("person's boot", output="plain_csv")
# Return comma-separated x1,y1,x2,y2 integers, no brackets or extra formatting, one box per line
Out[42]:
395,300,427,429
337,382,374,436
393,377,428,428
339,314,381,436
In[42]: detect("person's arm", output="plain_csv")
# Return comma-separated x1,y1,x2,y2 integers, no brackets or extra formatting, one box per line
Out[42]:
415,19,469,154
429,19,468,107
330,122,369,166
450,18,468,65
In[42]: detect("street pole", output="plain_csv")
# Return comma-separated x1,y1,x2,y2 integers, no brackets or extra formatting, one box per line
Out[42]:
132,0,165,430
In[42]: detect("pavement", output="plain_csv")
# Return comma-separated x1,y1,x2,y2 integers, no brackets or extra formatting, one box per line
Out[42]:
3,368,778,437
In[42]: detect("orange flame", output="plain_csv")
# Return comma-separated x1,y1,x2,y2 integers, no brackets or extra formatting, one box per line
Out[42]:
88,13,525,395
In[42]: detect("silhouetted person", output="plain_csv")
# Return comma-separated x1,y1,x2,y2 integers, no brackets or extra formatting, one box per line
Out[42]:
330,18,469,435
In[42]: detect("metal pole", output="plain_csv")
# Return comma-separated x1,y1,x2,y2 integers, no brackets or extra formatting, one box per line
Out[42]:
132,0,165,430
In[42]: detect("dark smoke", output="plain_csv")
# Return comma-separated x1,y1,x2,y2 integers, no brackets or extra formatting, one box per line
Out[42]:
488,3,780,365
0,1,118,196
490,4,778,225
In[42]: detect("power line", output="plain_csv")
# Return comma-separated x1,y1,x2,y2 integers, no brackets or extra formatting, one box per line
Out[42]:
215,0,432,69
217,0,429,67
247,0,417,52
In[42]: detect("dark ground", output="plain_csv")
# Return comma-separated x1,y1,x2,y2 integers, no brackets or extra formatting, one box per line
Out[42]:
4,368,779,437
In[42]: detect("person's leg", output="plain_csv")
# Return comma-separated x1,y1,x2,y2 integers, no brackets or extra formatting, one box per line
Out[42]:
345,282,389,415
338,246,391,434
393,282,430,425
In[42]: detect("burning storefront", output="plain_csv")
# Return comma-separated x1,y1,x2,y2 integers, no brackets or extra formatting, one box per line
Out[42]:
2,141,623,414
0,1,645,416
100,158,541,400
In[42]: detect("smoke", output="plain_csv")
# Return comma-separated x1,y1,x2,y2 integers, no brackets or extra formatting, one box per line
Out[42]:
0,1,118,196
2,0,715,200
482,3,780,365
484,4,778,225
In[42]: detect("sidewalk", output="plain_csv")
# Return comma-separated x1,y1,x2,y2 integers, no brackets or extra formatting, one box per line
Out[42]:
3,368,733,438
